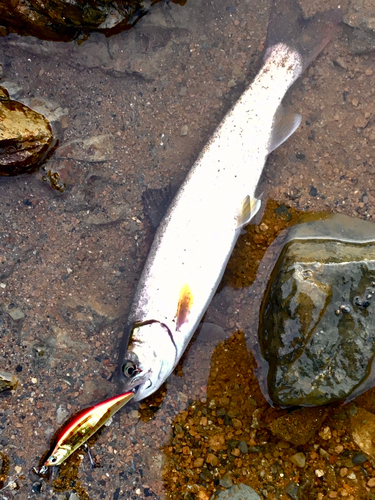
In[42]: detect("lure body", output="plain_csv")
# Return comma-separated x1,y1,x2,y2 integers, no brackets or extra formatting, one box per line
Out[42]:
43,391,134,467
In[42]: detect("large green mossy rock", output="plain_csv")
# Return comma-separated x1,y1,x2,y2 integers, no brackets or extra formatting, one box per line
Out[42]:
260,214,375,407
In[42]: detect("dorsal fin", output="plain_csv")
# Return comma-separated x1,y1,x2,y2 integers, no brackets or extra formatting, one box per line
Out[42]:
268,105,301,153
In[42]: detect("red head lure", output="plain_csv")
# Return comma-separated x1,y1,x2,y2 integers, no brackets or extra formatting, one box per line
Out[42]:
41,390,134,468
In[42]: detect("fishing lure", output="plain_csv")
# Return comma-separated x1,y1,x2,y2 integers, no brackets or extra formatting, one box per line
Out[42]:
40,390,134,471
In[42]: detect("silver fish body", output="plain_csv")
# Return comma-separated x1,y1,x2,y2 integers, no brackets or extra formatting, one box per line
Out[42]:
118,0,342,401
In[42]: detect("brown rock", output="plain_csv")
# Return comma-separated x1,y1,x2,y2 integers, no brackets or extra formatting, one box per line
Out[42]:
268,406,328,446
0,0,149,41
0,86,53,175
0,370,18,392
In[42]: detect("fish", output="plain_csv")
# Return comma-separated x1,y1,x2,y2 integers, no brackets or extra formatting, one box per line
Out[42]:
117,0,342,401
40,390,134,469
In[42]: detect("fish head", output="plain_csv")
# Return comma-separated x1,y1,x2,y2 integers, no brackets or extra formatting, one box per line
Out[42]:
119,320,177,401
44,444,71,467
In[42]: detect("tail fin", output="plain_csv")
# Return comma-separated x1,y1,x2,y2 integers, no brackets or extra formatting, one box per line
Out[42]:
265,0,342,72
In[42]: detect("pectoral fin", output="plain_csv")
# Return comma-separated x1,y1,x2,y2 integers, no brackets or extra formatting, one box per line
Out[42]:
237,195,261,227
176,283,193,331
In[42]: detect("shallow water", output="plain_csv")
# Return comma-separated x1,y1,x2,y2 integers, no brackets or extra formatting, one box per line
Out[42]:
1,0,375,498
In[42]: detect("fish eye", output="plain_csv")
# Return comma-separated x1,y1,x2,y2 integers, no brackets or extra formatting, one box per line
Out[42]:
50,456,57,463
123,361,137,378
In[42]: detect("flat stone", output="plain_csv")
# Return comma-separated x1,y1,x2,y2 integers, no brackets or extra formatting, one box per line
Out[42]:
350,407,375,458
56,134,115,162
219,473,233,488
7,308,25,321
211,483,260,500
268,406,328,446
352,452,368,464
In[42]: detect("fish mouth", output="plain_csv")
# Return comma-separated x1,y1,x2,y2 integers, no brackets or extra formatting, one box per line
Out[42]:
123,369,152,396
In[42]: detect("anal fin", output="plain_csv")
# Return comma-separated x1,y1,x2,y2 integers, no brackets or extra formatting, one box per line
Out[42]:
237,195,261,227
142,183,175,229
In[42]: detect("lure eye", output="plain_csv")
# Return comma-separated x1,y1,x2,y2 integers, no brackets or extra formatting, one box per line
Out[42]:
50,456,57,464
123,361,137,378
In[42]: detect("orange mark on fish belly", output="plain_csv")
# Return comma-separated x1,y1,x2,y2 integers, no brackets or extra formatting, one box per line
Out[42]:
176,283,193,331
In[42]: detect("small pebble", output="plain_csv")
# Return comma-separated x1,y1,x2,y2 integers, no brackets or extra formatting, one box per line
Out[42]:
285,482,299,500
219,472,233,488
32,482,42,493
290,452,306,468
340,467,348,477
238,441,248,454
198,491,209,500
209,433,225,451
232,418,242,429
352,452,368,464
219,397,230,406
315,469,324,477
367,477,375,487
178,392,188,403
365,69,373,76
180,125,188,136
206,453,218,466
319,426,332,440
354,116,368,129
56,405,69,424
